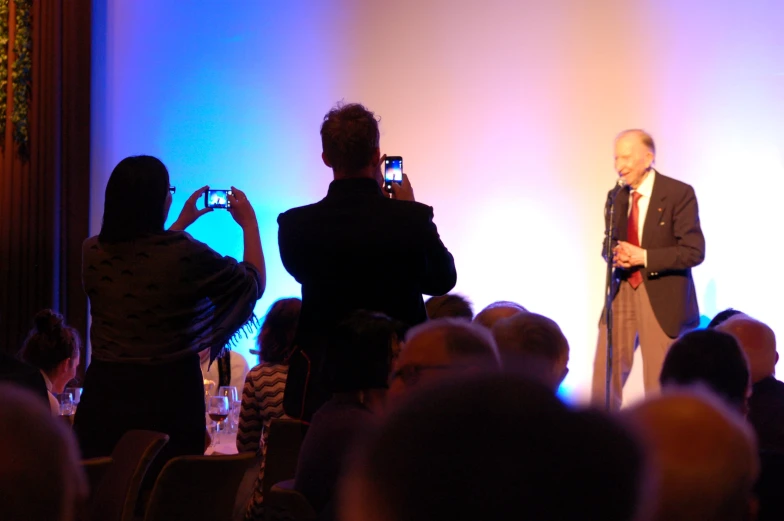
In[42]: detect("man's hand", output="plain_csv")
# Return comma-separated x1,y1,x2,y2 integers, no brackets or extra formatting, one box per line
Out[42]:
170,185,213,231
384,173,416,202
613,241,645,268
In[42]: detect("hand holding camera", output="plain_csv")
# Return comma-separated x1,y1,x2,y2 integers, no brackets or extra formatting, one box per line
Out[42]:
170,185,214,231
227,186,258,230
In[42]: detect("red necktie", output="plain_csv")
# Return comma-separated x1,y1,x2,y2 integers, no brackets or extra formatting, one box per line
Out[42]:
627,191,643,289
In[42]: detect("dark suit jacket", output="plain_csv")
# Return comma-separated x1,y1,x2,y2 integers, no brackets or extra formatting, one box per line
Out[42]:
605,171,705,337
278,178,457,418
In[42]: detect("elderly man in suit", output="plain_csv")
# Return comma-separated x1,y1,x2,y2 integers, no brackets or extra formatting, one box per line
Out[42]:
278,102,457,421
592,129,706,410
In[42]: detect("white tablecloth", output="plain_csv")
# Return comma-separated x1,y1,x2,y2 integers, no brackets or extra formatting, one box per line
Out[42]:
204,431,238,456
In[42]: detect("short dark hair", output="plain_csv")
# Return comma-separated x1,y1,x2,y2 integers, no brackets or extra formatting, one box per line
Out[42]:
99,155,170,243
257,298,302,364
346,372,646,521
492,312,569,363
327,310,398,393
20,310,80,374
660,329,750,409
320,102,380,174
707,308,744,329
425,294,474,320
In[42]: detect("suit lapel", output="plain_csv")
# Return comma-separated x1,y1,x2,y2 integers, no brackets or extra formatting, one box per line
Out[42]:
642,172,666,248
615,189,630,241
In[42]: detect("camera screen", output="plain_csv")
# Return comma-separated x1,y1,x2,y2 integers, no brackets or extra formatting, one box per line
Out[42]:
384,158,403,183
206,190,230,209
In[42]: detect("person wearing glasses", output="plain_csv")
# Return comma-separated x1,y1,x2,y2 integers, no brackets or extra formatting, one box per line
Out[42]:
74,155,265,486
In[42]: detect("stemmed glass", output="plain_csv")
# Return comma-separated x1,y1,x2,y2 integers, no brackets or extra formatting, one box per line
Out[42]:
218,386,239,432
207,395,230,446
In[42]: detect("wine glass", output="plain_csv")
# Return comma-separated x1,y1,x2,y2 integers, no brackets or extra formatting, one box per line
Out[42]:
218,386,239,433
207,395,230,445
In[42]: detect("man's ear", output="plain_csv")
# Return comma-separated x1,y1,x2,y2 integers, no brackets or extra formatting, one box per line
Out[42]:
371,148,381,167
322,152,332,168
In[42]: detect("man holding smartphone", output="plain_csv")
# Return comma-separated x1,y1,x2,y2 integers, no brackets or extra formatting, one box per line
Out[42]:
277,102,457,421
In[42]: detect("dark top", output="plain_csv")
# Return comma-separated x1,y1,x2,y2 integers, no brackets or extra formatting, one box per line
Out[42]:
0,351,48,402
606,171,705,337
749,376,784,453
278,178,456,418
294,396,372,520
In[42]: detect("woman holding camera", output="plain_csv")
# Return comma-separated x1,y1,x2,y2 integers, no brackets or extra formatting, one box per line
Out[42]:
74,155,265,468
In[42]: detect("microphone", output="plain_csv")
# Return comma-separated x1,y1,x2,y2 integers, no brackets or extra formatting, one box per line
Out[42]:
607,178,627,201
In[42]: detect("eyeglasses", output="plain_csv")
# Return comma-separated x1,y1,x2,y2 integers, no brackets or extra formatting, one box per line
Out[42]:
169,186,176,194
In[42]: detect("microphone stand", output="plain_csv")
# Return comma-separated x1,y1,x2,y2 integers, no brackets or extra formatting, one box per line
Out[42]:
603,184,622,411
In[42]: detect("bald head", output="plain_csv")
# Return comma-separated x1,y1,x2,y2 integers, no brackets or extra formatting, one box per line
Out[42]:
492,312,570,389
473,301,527,330
388,319,501,398
623,390,758,521
716,315,778,383
0,384,87,521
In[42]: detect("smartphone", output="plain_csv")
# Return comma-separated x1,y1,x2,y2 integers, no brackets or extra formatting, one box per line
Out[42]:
384,156,403,192
204,189,232,209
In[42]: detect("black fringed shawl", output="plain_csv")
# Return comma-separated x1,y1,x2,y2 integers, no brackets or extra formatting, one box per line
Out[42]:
83,231,262,365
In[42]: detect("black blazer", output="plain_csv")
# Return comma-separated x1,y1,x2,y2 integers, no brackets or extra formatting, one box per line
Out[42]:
278,177,457,418
606,171,705,337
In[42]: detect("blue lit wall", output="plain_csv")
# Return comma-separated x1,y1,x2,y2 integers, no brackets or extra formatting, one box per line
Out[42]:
91,0,784,403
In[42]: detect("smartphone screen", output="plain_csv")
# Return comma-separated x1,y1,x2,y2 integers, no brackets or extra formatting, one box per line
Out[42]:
204,189,232,209
384,156,403,190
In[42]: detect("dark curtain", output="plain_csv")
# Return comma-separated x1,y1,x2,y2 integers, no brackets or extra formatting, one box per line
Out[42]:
0,0,91,376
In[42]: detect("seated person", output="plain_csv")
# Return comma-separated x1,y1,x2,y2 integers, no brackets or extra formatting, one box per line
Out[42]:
492,311,570,390
659,329,750,415
622,389,758,521
473,300,527,329
425,293,473,320
237,297,302,521
19,309,81,414
0,384,87,521
716,315,784,452
388,318,501,400
340,372,648,521
294,310,399,521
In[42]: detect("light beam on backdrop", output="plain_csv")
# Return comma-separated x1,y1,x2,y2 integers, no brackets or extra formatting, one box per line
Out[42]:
92,0,784,403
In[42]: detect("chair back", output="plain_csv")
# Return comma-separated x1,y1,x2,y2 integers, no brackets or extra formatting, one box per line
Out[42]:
86,430,169,521
82,456,114,496
263,419,308,498
143,452,257,521
265,479,316,521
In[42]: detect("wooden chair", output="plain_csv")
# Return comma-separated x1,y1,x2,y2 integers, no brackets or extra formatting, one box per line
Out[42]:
143,452,256,521
85,430,169,521
262,419,308,500
82,456,114,496
265,479,316,521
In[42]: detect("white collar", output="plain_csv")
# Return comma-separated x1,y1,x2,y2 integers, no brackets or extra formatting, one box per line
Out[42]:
40,370,54,392
632,168,656,198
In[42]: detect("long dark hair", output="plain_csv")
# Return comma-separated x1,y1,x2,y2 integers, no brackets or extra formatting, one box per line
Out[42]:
257,298,302,364
99,155,170,243
20,309,80,374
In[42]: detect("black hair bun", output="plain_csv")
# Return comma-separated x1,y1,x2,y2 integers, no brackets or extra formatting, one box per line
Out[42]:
33,309,64,334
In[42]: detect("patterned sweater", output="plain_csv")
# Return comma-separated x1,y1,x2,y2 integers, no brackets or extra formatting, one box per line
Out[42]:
236,362,289,521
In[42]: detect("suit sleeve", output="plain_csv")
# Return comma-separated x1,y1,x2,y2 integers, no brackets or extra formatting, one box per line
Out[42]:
420,206,457,296
645,185,705,273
